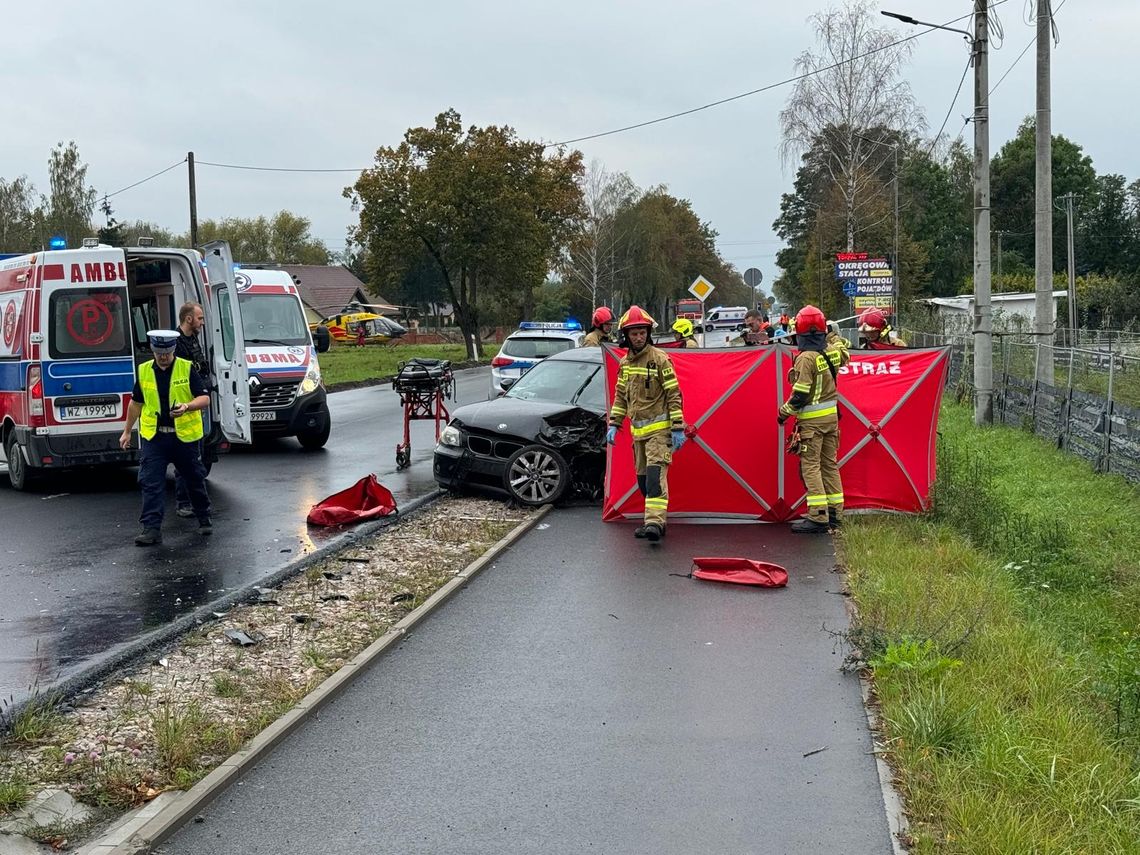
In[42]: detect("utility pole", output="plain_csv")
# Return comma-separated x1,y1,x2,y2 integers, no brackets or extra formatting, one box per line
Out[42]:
1058,192,1077,344
188,151,198,248
973,0,993,425
1034,0,1054,384
995,230,1004,285
893,142,900,328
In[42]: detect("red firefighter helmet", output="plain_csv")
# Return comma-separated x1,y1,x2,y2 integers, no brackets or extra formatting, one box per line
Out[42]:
591,306,614,328
858,307,887,331
794,304,827,334
618,305,655,330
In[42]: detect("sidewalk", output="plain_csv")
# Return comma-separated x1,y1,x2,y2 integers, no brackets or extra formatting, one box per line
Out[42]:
158,508,893,855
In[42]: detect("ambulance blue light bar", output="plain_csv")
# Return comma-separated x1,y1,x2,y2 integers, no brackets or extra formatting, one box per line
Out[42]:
519,320,583,331
49,236,67,250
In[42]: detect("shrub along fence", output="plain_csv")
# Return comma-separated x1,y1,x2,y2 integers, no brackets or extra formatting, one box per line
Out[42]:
906,330,1140,485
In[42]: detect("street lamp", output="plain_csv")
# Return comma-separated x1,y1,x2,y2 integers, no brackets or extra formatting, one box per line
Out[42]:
883,3,992,426
854,132,901,327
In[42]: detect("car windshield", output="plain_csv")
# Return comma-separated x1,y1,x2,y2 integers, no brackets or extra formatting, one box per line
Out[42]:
238,293,311,346
502,336,575,359
505,359,600,405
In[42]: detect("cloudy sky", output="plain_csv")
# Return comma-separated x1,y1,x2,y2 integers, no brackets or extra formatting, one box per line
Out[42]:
3,0,1131,290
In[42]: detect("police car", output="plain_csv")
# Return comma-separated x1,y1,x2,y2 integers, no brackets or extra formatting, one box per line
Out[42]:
489,321,584,396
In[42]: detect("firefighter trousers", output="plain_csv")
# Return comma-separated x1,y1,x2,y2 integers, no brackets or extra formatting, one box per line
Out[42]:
633,432,672,527
798,420,843,524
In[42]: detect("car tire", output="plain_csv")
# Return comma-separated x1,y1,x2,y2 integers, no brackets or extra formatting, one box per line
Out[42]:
503,444,569,507
297,422,331,451
4,432,31,491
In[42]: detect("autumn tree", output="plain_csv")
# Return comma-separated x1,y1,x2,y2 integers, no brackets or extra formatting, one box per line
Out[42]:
0,176,43,252
44,141,97,247
562,161,638,310
779,0,923,252
346,109,586,358
196,211,329,264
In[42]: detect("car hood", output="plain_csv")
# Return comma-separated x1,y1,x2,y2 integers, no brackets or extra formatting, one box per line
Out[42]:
450,397,605,452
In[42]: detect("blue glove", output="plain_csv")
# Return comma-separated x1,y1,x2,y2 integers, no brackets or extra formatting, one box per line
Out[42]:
606,426,618,445
671,429,686,451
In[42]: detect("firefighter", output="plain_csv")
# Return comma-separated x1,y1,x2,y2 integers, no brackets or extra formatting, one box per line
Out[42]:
671,318,700,348
778,305,843,534
582,307,615,347
119,330,212,546
857,307,906,348
826,320,851,369
606,306,686,542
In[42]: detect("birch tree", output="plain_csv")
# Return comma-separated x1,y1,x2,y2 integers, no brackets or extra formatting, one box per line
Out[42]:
563,161,638,310
779,0,923,251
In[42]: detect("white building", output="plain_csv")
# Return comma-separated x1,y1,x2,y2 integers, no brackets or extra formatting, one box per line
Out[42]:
922,290,1067,335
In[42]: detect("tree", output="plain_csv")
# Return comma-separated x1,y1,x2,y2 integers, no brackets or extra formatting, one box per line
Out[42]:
779,0,923,252
196,212,329,264
44,141,97,246
990,118,1097,273
1076,174,1134,276
0,176,44,252
346,109,585,358
562,161,638,310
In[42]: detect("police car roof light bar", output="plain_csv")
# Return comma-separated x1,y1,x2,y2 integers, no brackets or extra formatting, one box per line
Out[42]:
518,320,582,331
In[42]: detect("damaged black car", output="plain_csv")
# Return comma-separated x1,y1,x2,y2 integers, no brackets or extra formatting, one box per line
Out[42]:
433,348,607,505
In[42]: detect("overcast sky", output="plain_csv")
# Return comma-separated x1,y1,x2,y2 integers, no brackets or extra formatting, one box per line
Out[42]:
3,0,1131,292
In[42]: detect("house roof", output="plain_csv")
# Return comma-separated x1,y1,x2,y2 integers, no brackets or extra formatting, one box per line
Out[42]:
924,290,1067,310
275,264,399,316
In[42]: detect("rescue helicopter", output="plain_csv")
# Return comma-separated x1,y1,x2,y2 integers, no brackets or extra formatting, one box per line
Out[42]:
311,301,410,344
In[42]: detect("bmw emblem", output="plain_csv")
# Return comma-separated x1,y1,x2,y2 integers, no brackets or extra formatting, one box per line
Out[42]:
497,423,508,431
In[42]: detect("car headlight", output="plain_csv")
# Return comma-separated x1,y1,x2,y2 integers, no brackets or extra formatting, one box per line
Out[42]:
299,362,323,395
438,424,463,448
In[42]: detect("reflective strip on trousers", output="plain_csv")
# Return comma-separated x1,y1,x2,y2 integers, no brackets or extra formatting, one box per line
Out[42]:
631,415,670,437
806,494,828,507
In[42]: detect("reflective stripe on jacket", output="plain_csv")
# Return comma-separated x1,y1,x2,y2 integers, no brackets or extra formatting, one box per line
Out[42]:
138,358,204,443
609,345,683,438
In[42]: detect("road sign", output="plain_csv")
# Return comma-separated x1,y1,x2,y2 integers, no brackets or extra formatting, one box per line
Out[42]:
842,280,859,298
688,275,715,302
743,267,763,288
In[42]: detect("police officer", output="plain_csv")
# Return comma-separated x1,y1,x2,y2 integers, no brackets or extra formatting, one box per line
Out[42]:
606,306,686,542
778,306,844,534
582,307,614,347
119,330,213,546
671,318,700,348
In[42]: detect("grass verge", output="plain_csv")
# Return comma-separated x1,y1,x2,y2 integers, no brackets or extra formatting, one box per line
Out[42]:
842,402,1140,853
319,344,470,387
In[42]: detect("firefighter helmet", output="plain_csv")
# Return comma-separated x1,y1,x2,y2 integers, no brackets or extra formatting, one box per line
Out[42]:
794,304,827,334
671,318,694,338
618,305,655,330
591,306,614,328
858,307,887,331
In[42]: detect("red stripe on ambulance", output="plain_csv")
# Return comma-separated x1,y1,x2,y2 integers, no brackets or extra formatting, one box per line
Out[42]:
41,264,66,281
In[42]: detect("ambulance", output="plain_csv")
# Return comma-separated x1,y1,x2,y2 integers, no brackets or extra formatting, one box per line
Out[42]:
232,266,331,449
0,239,252,490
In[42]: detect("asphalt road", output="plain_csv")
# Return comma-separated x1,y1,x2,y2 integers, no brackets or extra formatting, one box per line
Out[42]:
160,508,893,855
0,367,492,704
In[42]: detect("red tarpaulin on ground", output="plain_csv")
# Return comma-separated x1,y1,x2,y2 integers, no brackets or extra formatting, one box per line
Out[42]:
602,345,949,522
307,474,398,527
690,557,788,587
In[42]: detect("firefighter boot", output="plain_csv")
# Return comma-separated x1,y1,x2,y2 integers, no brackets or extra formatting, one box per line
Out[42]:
643,523,664,542
791,517,830,534
634,525,651,538
828,508,842,531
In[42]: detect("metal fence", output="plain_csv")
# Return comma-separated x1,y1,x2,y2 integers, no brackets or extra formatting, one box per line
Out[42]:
904,329,1140,484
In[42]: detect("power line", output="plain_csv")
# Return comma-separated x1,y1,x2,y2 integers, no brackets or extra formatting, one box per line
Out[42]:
196,160,367,174
990,0,1067,96
927,55,974,156
102,158,186,200
545,3,1010,148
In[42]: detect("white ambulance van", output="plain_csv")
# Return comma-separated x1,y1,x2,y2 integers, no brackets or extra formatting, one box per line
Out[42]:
0,240,252,490
232,266,331,449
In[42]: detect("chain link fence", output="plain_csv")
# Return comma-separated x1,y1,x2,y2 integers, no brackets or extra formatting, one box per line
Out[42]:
905,328,1140,484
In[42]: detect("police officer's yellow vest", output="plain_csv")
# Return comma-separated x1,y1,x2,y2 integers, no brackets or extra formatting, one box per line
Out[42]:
138,359,204,442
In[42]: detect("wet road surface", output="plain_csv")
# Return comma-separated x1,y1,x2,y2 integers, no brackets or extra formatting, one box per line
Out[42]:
0,367,491,704
160,507,892,855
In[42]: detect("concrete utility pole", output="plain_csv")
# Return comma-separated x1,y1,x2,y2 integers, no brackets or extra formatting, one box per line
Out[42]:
1034,0,1054,384
1058,192,1077,344
188,151,199,248
973,0,993,425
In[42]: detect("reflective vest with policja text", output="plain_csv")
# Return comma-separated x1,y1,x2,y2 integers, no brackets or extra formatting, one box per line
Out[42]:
137,358,204,443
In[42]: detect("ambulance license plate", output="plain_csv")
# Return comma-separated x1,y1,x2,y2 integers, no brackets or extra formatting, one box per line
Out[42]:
60,404,117,420
251,411,276,422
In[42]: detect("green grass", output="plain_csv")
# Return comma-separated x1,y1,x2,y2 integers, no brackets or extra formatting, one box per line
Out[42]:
842,402,1140,853
318,344,470,387
2,697,65,747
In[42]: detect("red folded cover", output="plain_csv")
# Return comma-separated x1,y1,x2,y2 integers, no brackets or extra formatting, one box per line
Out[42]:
690,557,788,587
306,475,398,527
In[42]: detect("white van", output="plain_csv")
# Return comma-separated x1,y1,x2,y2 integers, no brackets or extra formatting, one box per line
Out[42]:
704,306,748,331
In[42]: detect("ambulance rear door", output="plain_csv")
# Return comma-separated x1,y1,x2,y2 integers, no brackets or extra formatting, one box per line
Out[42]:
200,242,252,444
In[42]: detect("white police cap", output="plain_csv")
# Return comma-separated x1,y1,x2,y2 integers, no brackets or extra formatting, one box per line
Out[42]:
147,329,180,351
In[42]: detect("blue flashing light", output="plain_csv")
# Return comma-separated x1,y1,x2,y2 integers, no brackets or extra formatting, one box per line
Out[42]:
49,236,67,250
519,320,583,332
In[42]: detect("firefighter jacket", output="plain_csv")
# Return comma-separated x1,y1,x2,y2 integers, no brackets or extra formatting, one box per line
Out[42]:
825,331,851,369
582,329,610,348
780,350,839,425
682,337,699,349
609,345,684,440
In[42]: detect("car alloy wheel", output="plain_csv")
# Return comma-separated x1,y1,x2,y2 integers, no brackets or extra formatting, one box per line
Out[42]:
504,444,569,506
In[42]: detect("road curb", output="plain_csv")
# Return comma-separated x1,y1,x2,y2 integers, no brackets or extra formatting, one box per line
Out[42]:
77,503,552,855
8,490,445,730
